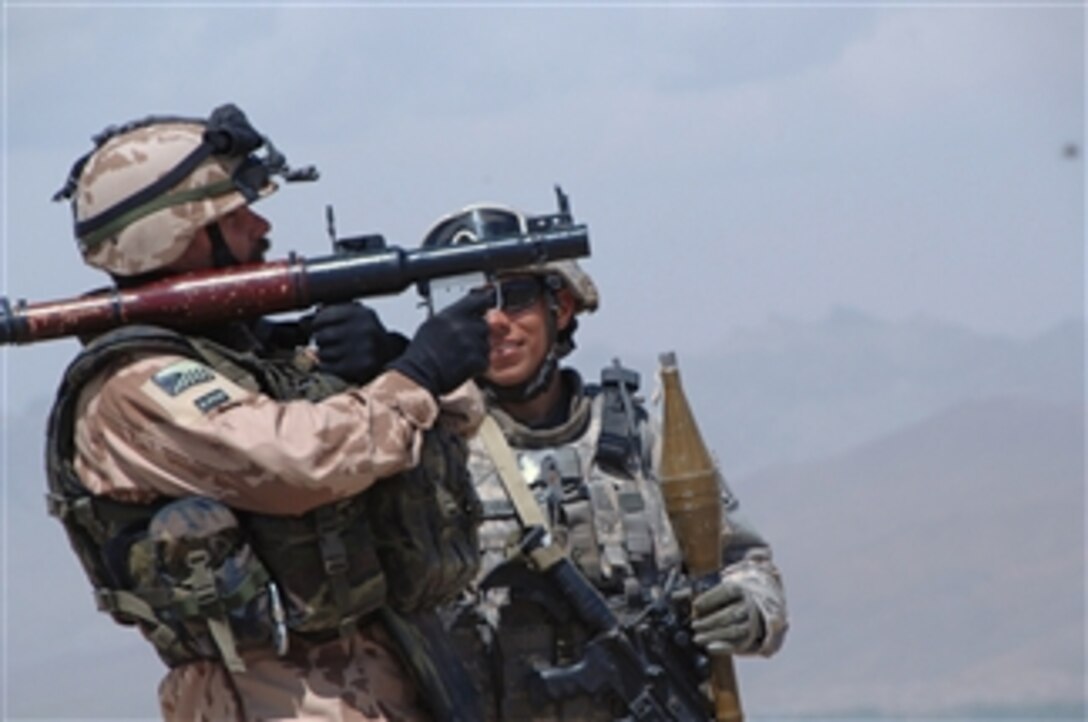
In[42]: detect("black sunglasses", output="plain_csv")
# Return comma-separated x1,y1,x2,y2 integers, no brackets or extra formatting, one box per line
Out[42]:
494,276,546,314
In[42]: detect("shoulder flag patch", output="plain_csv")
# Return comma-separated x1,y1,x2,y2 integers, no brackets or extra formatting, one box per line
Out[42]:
194,388,231,414
151,360,217,397
140,358,245,424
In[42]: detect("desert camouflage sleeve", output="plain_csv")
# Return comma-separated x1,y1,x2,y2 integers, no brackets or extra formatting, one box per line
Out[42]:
72,351,482,516
714,482,789,657
645,416,789,657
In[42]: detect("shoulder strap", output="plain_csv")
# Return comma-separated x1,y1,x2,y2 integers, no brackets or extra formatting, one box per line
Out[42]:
476,415,564,572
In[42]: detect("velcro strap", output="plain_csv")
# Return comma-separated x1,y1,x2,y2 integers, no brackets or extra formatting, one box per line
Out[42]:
563,499,603,582
47,493,109,543
206,615,246,673
314,506,356,639
167,564,270,619
185,549,246,673
94,588,180,651
188,550,218,606
619,490,653,560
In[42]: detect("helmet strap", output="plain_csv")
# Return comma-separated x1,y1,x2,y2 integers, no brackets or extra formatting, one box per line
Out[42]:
482,348,560,405
71,141,216,241
207,222,239,269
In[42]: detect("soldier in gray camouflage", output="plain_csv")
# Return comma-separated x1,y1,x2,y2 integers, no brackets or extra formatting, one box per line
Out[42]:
45,104,490,721
430,196,789,721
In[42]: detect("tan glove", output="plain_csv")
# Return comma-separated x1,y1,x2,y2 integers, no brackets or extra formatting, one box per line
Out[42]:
690,579,765,655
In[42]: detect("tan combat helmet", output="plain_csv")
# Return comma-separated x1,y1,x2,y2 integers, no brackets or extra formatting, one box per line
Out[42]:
420,187,600,314
54,104,316,277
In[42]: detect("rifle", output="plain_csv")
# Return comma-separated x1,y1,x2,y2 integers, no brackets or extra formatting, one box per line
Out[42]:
476,413,711,720
491,527,711,721
0,224,589,346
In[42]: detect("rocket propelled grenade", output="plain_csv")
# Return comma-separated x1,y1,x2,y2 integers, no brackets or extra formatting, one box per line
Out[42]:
0,225,589,346
658,350,723,578
658,351,744,722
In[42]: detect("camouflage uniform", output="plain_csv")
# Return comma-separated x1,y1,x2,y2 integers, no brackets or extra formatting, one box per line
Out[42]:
416,196,787,721
47,321,484,721
158,621,429,720
46,108,487,722
446,369,787,721
69,348,478,514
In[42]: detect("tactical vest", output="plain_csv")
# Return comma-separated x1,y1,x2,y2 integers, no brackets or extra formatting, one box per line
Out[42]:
449,367,691,722
46,324,482,672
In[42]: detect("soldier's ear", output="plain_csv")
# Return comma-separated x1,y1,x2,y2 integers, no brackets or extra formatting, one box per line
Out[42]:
555,288,576,331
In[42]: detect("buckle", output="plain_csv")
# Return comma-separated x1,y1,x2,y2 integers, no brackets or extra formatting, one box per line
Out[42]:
94,588,117,613
186,550,219,606
45,492,69,519
323,553,348,576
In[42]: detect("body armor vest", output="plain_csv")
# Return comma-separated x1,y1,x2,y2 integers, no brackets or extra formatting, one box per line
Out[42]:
46,324,482,671
449,367,694,721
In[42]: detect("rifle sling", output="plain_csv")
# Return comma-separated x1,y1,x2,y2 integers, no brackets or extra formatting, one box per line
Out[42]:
476,415,564,572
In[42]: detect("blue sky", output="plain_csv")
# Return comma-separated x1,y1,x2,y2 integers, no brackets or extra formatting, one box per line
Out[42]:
3,6,1082,393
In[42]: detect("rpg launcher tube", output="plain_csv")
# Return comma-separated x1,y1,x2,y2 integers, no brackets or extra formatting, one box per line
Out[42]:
0,225,589,345
658,351,744,722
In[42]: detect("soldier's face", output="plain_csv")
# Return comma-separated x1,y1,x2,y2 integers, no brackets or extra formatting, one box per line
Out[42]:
216,206,272,263
168,207,272,272
484,280,574,387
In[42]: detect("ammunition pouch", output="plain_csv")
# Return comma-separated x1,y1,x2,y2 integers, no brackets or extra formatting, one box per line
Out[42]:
61,486,388,670
110,497,284,672
368,425,482,612
43,325,473,674
245,495,386,640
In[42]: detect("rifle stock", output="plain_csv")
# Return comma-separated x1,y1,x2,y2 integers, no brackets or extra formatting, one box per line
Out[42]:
0,226,589,345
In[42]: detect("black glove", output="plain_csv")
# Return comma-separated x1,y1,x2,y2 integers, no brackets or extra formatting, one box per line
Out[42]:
690,579,765,655
311,302,407,385
388,288,493,396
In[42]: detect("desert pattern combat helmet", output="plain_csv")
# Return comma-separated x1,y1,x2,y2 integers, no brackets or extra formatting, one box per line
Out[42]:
54,104,316,276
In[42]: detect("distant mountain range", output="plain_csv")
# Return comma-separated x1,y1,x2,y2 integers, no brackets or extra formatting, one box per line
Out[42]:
736,395,1084,718
584,309,1083,475
2,310,1083,718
